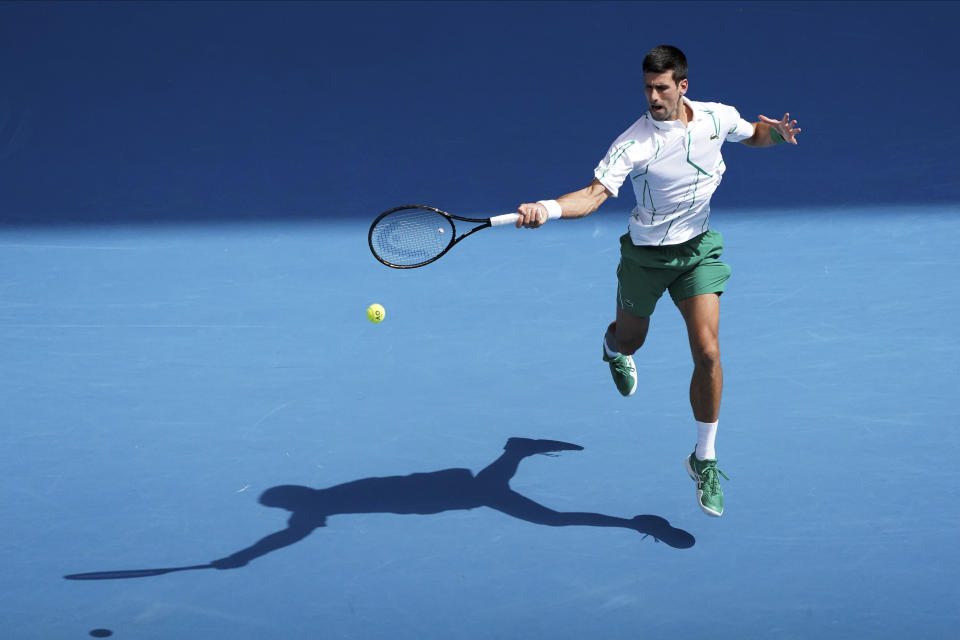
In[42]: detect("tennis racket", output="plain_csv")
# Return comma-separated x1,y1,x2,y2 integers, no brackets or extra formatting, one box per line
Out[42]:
368,204,560,269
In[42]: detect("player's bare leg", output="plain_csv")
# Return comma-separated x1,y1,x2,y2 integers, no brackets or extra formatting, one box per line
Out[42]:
676,293,728,517
611,306,650,356
675,294,722,423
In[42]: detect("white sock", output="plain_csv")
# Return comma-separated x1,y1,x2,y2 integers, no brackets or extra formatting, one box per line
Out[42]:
695,420,718,461
603,332,621,358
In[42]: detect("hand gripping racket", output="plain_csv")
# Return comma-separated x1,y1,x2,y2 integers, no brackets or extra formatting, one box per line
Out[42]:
368,204,560,269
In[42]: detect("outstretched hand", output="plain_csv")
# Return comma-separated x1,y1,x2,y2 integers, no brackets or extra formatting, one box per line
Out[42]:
759,113,801,145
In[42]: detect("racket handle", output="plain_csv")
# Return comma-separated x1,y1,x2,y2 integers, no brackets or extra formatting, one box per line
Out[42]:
490,213,520,227
490,208,562,227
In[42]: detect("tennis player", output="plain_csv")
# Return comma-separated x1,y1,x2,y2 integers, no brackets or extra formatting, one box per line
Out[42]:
514,45,800,517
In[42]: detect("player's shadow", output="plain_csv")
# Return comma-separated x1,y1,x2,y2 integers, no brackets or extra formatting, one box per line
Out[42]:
64,437,694,580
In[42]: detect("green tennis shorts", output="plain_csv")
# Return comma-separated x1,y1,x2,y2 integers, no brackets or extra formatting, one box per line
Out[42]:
616,229,731,318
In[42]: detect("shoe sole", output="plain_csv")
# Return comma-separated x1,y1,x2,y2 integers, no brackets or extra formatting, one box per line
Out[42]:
685,456,723,518
620,366,637,396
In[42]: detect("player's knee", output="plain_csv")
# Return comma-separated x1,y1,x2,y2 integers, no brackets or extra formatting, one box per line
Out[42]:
614,322,649,355
693,345,721,371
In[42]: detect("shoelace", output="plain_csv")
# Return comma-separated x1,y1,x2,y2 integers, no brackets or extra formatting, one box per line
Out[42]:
699,465,729,495
613,355,635,374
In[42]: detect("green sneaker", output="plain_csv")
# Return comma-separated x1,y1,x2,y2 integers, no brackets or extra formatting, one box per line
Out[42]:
685,452,729,517
601,346,637,397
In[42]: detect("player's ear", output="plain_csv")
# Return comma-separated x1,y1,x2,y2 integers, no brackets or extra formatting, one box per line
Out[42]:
678,78,688,95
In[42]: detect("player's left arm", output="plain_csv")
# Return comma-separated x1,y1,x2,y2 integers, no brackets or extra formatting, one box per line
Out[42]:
741,112,801,147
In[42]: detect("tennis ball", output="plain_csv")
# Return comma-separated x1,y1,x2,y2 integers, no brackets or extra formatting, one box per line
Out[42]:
366,303,385,324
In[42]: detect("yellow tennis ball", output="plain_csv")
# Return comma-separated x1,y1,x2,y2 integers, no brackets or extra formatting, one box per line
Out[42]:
366,303,385,324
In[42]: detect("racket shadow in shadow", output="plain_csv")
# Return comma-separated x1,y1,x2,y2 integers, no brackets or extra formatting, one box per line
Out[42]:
64,437,694,580
64,565,213,580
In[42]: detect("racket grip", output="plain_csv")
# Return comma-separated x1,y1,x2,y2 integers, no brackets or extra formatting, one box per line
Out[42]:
490,213,521,227
490,208,561,227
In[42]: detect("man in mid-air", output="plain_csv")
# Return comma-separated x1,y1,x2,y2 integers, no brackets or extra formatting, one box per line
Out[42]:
514,45,801,517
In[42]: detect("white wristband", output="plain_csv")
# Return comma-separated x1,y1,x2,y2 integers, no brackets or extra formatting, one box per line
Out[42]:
537,199,563,219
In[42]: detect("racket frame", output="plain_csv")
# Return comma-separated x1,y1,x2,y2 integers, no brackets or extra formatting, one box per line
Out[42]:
368,204,516,269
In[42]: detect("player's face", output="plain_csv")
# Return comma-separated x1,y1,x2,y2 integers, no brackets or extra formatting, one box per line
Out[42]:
644,71,687,121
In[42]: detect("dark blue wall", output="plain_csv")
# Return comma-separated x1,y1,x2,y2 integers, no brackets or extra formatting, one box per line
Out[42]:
1,1,957,224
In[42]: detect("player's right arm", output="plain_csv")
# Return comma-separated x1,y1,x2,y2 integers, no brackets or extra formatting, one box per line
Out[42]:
515,178,612,228
210,517,321,569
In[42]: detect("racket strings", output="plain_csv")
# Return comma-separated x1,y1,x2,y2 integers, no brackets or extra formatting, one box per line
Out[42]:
370,208,454,266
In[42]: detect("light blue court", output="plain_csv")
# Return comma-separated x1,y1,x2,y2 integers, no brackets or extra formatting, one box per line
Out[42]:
2,1,959,637
1,206,957,638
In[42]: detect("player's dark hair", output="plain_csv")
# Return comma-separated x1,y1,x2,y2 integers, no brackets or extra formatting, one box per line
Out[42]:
642,45,688,84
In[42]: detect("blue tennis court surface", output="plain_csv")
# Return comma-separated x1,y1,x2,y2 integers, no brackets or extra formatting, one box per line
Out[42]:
3,1,959,637
2,206,957,638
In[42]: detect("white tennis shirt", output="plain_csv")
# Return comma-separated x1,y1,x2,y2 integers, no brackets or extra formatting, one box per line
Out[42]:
594,97,755,246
